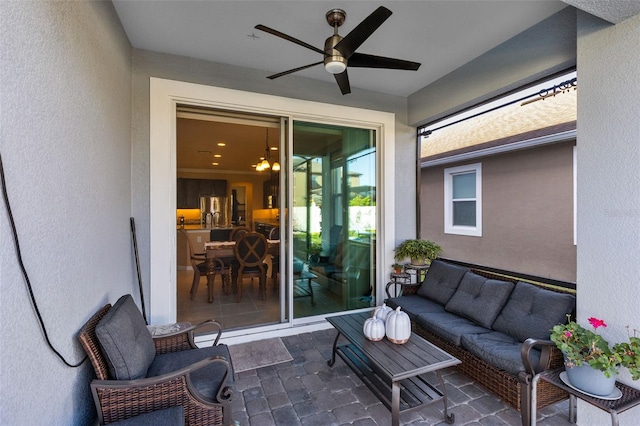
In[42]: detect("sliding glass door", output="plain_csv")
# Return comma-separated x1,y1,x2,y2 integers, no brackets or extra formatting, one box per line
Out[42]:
291,121,376,319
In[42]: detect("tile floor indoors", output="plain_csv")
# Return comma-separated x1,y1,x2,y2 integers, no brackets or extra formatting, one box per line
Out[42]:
230,329,574,426
177,269,353,330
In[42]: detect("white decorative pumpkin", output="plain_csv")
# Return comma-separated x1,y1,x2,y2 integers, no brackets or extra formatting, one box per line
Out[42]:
363,316,386,341
373,303,393,322
386,306,411,344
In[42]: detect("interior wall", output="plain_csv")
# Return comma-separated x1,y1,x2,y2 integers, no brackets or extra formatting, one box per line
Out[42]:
576,11,640,423
0,1,132,424
408,7,577,126
131,49,414,312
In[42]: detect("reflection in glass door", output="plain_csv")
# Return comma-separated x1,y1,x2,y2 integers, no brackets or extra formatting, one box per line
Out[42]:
291,121,376,319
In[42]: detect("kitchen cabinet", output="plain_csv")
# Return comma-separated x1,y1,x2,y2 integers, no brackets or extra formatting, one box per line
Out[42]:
177,178,227,208
263,174,279,208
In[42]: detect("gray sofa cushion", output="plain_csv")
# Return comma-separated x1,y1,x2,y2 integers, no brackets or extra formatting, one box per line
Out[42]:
96,294,156,380
414,311,492,346
111,406,184,426
147,344,233,400
416,260,469,305
461,331,541,374
445,272,515,328
492,281,576,342
386,295,446,321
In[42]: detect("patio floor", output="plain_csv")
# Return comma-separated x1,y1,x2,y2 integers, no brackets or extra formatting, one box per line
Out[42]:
230,329,574,425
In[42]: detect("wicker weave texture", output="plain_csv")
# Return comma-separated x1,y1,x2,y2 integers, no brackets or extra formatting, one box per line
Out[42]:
79,302,231,425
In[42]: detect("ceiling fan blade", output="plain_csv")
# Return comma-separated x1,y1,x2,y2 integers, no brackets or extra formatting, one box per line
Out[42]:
266,62,323,79
334,6,392,58
255,24,325,55
334,70,351,95
348,53,421,71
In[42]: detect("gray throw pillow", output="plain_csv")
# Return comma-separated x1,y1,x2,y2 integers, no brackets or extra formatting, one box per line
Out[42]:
416,260,469,305
95,294,156,380
493,282,576,342
445,272,515,328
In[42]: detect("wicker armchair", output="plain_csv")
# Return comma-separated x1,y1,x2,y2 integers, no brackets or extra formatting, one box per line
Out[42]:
78,295,233,425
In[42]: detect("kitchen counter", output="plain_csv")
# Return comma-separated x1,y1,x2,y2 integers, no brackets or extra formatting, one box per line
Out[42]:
177,225,234,232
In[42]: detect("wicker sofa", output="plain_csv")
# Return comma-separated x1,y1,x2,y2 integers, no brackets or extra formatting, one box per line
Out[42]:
385,259,576,426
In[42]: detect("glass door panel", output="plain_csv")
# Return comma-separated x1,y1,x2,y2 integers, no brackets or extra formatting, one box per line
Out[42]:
291,121,376,319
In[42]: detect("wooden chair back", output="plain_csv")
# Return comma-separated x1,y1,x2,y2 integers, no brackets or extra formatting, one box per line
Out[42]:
229,226,250,242
234,232,268,268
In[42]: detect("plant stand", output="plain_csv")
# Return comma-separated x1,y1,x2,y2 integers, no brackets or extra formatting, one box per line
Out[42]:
385,272,411,298
531,368,640,426
404,263,430,284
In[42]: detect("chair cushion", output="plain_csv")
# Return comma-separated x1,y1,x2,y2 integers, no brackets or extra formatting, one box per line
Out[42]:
147,344,233,400
386,295,446,322
416,260,469,305
461,331,541,374
445,272,515,328
414,311,492,346
492,281,576,342
111,406,184,426
95,295,156,380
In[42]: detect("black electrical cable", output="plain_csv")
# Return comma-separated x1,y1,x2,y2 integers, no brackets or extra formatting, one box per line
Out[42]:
0,152,86,368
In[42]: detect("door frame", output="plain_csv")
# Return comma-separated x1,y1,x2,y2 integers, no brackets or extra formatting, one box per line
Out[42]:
149,77,395,336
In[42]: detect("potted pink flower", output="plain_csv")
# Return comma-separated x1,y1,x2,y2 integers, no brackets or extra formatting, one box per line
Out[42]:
551,316,639,395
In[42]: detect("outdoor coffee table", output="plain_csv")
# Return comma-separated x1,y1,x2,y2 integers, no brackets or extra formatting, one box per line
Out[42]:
327,311,461,425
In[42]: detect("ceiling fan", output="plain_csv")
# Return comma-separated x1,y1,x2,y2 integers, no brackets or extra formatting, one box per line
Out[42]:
255,6,421,95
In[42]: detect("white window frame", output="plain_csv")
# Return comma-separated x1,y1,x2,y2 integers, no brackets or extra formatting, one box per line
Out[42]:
444,163,482,236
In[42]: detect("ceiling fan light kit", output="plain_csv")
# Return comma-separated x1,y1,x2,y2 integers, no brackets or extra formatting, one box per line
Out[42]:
256,6,421,95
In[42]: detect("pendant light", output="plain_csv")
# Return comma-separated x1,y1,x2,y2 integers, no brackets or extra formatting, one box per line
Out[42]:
257,128,280,172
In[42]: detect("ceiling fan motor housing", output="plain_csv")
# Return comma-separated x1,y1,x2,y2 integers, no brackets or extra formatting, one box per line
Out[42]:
324,34,347,73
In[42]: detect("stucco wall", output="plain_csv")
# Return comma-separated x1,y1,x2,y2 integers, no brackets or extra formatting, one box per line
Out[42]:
421,141,576,282
131,49,415,313
0,1,132,424
576,11,640,423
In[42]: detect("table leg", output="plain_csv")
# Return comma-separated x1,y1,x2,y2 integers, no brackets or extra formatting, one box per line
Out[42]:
569,395,577,424
327,331,341,367
436,370,455,424
391,380,400,426
307,277,315,305
207,274,215,303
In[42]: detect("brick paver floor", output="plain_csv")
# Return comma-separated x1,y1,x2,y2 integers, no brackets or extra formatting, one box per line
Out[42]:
230,329,573,425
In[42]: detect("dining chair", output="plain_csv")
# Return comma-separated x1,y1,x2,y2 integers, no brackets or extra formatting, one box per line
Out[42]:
180,228,226,303
229,226,250,242
232,231,268,302
268,226,280,290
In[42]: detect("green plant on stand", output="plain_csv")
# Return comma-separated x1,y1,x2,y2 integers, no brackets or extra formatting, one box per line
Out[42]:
392,263,403,274
394,239,442,266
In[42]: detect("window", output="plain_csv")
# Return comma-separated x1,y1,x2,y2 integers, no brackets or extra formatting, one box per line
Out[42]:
444,163,482,236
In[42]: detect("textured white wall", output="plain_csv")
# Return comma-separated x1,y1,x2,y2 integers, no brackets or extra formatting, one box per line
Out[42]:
576,11,640,424
0,2,132,424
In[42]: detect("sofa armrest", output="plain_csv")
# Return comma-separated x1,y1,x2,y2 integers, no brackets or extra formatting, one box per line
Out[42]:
153,320,223,354
521,338,561,376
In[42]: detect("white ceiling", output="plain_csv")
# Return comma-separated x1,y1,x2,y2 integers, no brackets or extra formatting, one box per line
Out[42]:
112,0,569,97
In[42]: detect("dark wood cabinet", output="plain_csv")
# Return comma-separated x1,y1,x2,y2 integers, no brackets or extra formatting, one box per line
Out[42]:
177,178,227,208
263,174,279,208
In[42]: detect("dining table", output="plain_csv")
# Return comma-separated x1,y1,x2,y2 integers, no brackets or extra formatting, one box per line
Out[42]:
203,239,280,301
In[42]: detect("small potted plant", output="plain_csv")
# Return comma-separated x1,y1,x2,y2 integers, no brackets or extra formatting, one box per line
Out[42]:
391,263,403,274
550,316,640,396
394,239,442,266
